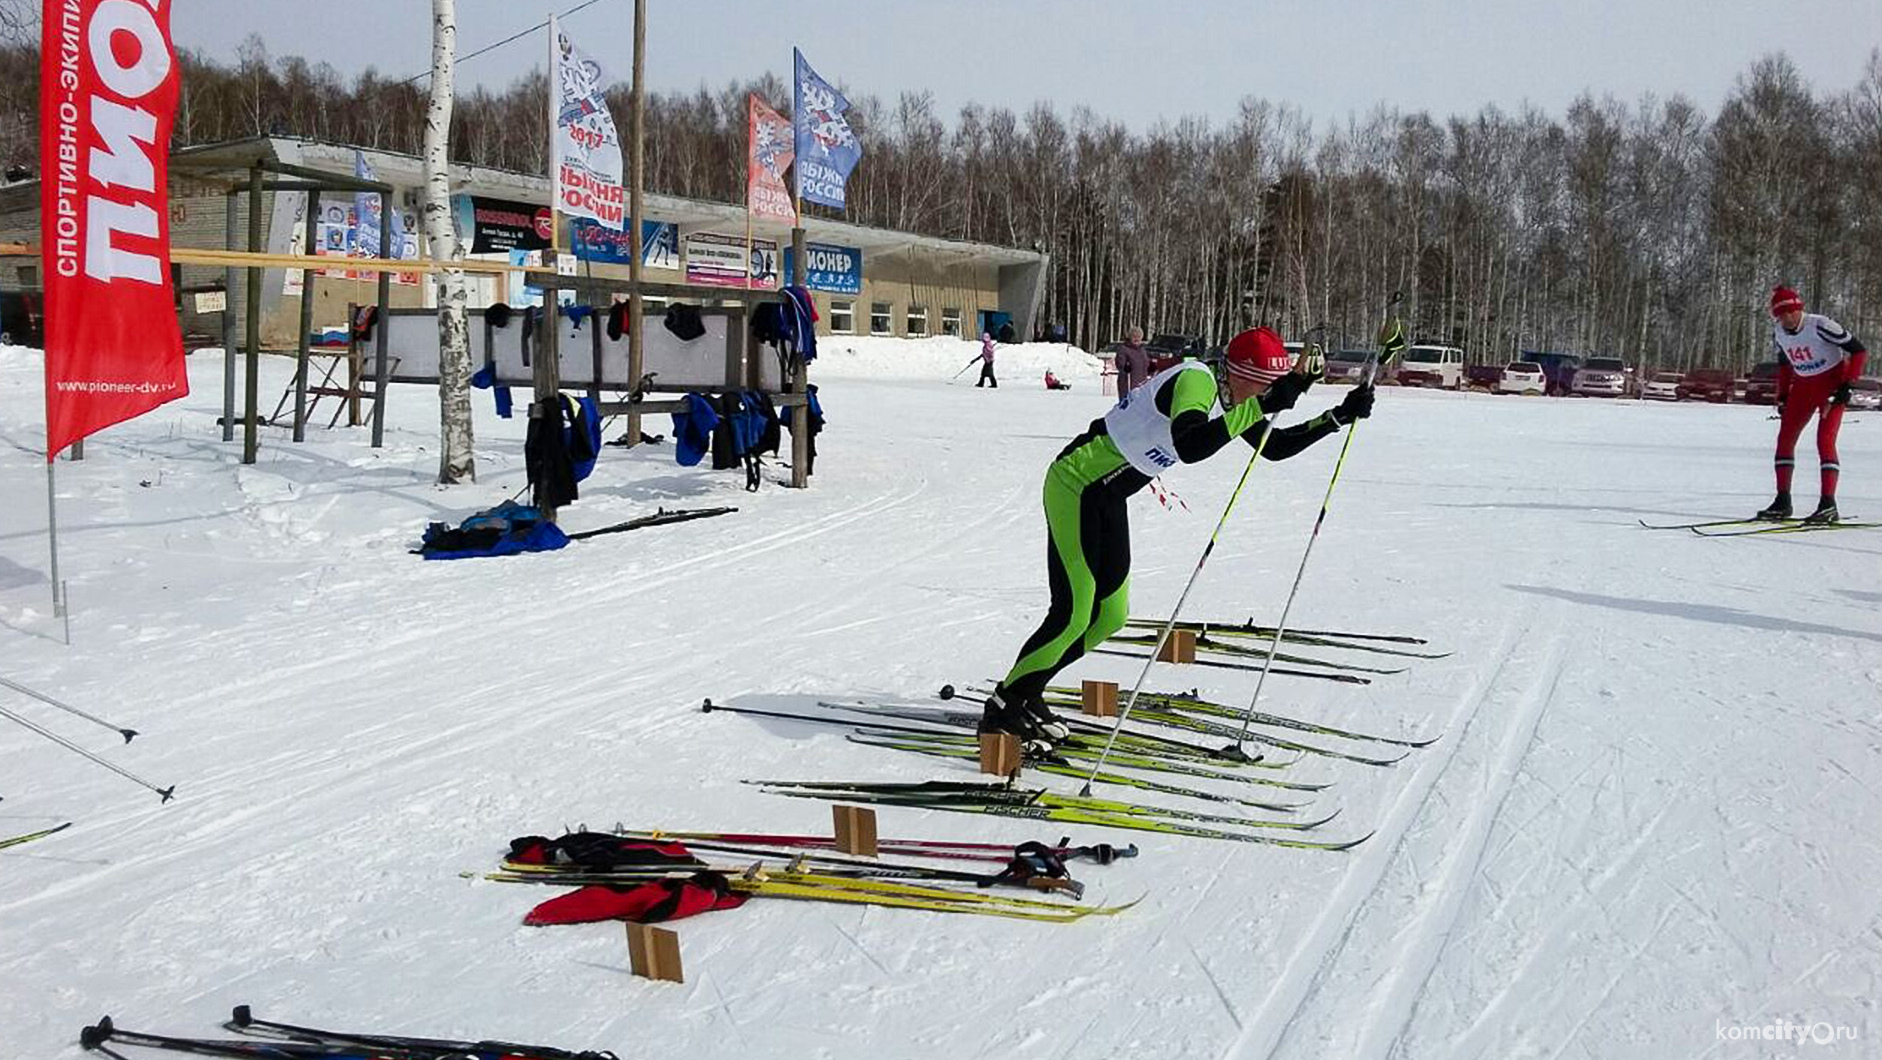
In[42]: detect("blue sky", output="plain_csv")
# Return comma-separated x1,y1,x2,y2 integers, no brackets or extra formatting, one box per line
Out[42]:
172,0,1882,128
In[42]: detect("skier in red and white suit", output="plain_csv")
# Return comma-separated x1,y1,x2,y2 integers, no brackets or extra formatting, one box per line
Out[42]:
1758,285,1868,523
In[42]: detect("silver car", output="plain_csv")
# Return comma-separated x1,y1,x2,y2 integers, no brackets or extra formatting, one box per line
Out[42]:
1572,356,1632,397
1850,378,1881,411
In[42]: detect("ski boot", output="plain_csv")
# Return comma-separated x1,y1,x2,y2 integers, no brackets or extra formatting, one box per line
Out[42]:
1753,493,1792,521
978,686,1068,755
1802,498,1839,525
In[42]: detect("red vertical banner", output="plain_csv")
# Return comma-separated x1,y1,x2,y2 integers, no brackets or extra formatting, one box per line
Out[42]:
747,94,797,225
39,0,187,459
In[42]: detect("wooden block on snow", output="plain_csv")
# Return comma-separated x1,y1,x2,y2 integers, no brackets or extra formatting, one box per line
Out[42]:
626,923,683,983
978,732,1022,777
1080,679,1119,717
1157,629,1198,663
832,804,879,856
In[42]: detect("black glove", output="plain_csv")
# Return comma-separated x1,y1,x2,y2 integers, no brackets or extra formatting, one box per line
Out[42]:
1330,384,1375,426
1257,371,1311,416
1830,382,1853,406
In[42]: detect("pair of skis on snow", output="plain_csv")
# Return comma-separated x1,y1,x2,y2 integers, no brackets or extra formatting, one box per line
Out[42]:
1640,517,1877,537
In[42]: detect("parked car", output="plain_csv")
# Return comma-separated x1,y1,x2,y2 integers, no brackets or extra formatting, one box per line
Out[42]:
1325,349,1375,384
1395,345,1465,388
1571,356,1633,397
1497,361,1547,395
1849,378,1881,411
1743,361,1783,405
1524,352,1583,396
1145,333,1206,373
1464,363,1504,391
1642,371,1683,401
1680,368,1736,403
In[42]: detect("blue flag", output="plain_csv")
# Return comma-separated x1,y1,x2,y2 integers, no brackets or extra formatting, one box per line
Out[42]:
792,49,863,210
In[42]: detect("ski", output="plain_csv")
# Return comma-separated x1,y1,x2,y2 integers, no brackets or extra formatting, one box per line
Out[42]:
1106,632,1409,674
1120,707,1410,766
1092,647,1371,683
824,699,1289,767
613,829,1138,865
1691,520,1879,537
748,779,1339,831
760,787,1372,851
1151,627,1453,660
1040,685,1440,748
0,822,72,851
837,701,1329,789
1127,616,1432,645
482,869,1126,922
565,506,737,541
1638,517,1776,531
843,733,1311,812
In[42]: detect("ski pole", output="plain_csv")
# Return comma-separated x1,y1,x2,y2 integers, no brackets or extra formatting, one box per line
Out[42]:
1227,294,1405,758
0,703,174,802
950,357,978,381
0,673,138,743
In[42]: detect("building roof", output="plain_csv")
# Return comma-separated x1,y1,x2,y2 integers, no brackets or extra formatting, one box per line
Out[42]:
2,135,1044,268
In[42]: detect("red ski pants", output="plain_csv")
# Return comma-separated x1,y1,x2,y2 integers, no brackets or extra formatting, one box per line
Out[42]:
1773,372,1845,498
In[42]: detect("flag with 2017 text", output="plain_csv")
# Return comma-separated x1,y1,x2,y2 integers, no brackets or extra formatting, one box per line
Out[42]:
792,49,862,211
549,14,624,230
747,94,796,224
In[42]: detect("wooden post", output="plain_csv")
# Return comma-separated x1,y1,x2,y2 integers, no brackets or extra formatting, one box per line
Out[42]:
1080,679,1118,717
625,923,683,983
978,733,1021,777
371,189,393,447
533,251,563,521
292,190,318,442
832,805,877,856
788,226,809,488
221,189,239,442
346,302,362,427
625,0,646,450
1157,629,1198,664
243,164,264,465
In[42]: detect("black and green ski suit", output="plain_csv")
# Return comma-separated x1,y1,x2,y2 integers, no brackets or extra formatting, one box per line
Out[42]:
998,363,1342,704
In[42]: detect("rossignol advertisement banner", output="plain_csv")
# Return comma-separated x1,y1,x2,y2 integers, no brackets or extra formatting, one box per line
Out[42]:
40,0,188,458
781,242,862,294
452,194,554,253
549,15,624,229
747,93,796,224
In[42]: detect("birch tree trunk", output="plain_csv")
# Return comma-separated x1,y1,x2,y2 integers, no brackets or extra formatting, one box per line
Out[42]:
426,0,475,484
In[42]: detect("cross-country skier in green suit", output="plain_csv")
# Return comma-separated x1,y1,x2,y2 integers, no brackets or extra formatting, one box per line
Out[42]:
982,326,1377,747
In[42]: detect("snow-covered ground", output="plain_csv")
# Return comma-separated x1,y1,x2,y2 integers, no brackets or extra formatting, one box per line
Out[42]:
2,334,1878,1060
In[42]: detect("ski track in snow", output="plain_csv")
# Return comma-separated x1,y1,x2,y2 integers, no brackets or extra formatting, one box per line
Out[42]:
3,342,1881,1059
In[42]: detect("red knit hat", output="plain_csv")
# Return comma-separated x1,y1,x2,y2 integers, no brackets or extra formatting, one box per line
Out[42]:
1770,285,1804,317
1223,327,1291,384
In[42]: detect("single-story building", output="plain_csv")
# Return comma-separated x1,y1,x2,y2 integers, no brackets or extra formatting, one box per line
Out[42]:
0,135,1050,352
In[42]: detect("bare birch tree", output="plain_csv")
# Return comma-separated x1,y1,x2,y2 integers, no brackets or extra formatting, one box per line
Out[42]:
423,0,474,484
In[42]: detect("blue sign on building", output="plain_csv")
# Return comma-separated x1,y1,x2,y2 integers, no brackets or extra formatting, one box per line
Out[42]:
782,242,862,294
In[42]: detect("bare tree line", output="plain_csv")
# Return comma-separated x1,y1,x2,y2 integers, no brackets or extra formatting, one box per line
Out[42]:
3,34,1879,371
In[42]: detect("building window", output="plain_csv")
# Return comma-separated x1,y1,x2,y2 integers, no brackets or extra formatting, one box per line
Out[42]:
906,305,929,337
941,307,962,336
870,302,893,336
830,299,855,334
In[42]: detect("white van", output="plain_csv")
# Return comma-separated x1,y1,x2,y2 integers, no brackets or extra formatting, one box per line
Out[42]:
1395,345,1465,389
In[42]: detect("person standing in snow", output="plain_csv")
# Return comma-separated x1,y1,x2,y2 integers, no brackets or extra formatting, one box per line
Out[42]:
1114,327,1150,393
976,332,999,388
980,327,1375,747
1757,285,1867,524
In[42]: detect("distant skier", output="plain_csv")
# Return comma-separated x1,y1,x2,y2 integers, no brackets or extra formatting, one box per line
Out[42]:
981,327,1375,747
1044,369,1071,391
976,333,999,388
1757,286,1867,523
1114,327,1150,393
